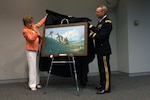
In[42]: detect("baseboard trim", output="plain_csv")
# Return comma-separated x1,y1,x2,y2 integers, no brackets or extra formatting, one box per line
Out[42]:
0,78,28,84
129,72,150,77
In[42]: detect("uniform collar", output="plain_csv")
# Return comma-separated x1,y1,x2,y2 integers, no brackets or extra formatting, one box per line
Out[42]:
99,15,107,22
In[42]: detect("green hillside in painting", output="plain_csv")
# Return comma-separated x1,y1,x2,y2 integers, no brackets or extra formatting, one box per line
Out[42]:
43,37,84,55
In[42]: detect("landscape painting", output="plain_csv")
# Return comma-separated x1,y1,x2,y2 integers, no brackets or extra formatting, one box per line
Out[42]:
41,22,88,57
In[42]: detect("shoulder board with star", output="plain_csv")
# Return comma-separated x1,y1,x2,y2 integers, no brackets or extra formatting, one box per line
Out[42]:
105,20,112,23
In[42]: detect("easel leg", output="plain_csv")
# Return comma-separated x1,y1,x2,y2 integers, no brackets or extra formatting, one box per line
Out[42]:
44,55,54,94
68,56,73,78
71,55,80,96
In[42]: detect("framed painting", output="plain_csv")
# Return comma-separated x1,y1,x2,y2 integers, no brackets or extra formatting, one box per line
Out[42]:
41,22,88,57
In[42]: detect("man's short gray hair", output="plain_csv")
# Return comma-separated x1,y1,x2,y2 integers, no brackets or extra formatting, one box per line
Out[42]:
99,5,108,13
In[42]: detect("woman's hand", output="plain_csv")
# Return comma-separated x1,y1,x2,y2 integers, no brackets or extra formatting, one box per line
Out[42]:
44,14,48,18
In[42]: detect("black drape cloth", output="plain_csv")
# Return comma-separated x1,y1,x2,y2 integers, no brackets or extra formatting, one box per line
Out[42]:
39,10,95,86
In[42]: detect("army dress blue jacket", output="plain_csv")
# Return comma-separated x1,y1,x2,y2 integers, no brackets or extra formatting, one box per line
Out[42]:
89,16,112,56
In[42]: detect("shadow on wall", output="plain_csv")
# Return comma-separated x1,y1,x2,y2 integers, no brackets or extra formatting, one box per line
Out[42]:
100,0,119,8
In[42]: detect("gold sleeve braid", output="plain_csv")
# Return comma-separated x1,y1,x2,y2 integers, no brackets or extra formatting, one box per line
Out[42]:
92,33,96,38
89,24,93,28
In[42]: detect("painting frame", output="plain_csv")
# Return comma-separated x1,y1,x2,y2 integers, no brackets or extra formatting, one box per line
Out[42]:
41,22,88,57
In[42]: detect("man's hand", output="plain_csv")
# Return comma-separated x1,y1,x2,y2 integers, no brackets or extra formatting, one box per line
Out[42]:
89,32,93,37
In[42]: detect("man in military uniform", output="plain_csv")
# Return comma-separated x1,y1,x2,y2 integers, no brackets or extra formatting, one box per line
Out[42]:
89,5,112,94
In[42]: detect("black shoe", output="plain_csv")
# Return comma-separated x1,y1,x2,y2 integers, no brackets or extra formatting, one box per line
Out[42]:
95,85,102,89
96,90,110,94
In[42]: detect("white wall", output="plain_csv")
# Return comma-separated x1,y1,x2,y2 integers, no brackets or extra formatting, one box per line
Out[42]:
116,0,129,73
128,0,150,73
117,0,150,74
0,0,117,81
